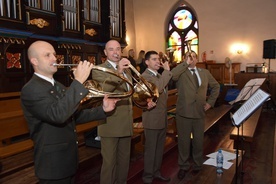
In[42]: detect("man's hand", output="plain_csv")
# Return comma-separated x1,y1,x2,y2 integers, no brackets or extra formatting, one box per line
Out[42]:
204,103,211,111
161,61,170,71
146,98,156,110
74,60,93,84
102,95,120,112
117,58,130,74
186,55,195,65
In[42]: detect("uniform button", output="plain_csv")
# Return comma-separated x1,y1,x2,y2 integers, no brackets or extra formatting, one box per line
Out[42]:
76,141,78,144
80,92,83,95
50,91,54,93
74,129,76,132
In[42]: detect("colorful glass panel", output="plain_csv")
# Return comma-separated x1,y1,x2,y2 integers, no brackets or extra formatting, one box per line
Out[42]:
173,9,192,30
167,5,198,62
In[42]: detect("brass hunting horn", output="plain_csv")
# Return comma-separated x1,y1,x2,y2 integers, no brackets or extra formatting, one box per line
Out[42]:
53,63,134,110
127,64,159,109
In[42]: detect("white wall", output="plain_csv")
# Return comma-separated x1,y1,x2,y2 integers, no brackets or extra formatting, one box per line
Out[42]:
124,0,136,57
125,0,276,72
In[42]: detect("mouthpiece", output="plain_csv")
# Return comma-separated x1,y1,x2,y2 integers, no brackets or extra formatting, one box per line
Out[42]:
52,63,78,67
113,54,120,59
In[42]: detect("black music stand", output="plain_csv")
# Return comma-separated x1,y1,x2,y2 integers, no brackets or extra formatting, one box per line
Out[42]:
230,89,270,184
229,78,265,184
229,78,266,107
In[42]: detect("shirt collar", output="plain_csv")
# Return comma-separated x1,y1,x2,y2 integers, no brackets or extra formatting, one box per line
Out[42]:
188,67,198,72
107,60,117,70
34,72,55,86
147,68,158,76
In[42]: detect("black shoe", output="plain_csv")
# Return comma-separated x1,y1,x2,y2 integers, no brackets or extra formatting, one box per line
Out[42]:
155,175,171,182
177,169,187,180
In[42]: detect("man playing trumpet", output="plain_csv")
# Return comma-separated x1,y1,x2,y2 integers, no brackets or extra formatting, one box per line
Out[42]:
92,40,156,184
21,40,118,183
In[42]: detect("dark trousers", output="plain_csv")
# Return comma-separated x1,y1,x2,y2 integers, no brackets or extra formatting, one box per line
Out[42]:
176,115,204,171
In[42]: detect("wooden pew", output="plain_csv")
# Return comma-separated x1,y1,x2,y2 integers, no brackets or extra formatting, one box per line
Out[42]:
166,90,233,135
0,93,33,159
0,97,100,159
0,92,101,181
0,91,148,182
132,89,178,136
229,106,263,157
166,89,178,134
166,88,177,111
132,89,178,155
204,104,232,132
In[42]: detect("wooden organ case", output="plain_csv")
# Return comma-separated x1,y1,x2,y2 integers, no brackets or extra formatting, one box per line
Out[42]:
0,0,126,93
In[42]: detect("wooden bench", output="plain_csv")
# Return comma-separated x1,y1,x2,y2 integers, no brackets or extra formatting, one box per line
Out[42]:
166,89,178,134
132,89,178,137
166,90,233,135
0,89,178,183
204,104,232,132
0,92,103,182
0,91,148,182
230,106,263,157
0,93,33,159
173,104,233,141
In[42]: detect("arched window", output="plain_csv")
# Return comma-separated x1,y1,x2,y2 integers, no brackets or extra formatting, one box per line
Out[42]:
167,3,198,62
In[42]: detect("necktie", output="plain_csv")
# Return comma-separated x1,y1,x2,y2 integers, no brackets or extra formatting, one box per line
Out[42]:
191,69,199,88
116,65,129,91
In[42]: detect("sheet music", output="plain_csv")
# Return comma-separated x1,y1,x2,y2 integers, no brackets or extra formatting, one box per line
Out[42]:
230,78,266,105
231,89,270,126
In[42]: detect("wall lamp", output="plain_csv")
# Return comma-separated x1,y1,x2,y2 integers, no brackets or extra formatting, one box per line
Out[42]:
230,43,249,55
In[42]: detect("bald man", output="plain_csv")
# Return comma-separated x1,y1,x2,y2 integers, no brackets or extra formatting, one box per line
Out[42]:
92,40,155,184
21,40,117,183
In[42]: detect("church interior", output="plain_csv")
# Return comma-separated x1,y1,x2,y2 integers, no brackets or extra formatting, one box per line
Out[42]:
0,0,275,183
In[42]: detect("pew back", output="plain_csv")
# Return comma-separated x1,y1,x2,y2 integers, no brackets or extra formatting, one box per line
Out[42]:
0,93,33,158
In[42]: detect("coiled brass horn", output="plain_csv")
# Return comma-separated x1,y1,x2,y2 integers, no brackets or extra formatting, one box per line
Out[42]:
54,62,159,110
127,64,159,109
54,63,134,110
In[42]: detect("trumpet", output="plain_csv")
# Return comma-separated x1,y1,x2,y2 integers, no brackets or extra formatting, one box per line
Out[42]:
186,40,192,58
53,63,78,67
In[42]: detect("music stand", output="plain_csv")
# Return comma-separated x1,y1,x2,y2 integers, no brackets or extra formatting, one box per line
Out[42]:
230,89,270,184
229,78,265,183
229,78,266,107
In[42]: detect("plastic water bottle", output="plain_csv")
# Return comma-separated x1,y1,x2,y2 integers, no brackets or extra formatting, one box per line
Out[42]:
216,149,223,175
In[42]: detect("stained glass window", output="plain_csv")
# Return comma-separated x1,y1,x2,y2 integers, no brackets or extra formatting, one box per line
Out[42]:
167,4,198,62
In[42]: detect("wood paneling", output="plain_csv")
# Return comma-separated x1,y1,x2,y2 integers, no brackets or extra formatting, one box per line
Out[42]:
0,0,126,93
207,63,241,84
